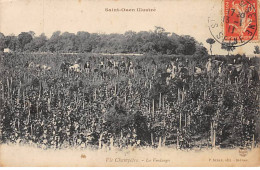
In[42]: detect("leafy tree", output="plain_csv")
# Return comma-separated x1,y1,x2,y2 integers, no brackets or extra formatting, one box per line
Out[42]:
122,31,137,53
178,35,196,55
0,32,5,51
28,31,36,38
194,43,208,58
176,44,185,54
24,33,47,52
59,32,77,52
221,42,236,55
206,38,215,55
154,26,165,36
3,28,208,55
141,42,156,53
46,31,61,52
4,35,18,51
254,45,260,54
18,32,33,51
75,31,92,52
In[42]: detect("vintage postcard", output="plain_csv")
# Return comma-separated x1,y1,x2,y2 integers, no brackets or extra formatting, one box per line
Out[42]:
0,0,260,167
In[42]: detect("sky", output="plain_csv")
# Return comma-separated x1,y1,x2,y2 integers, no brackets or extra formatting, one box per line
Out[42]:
0,0,259,55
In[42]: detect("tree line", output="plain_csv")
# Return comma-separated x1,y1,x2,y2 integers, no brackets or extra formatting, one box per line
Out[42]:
0,27,208,56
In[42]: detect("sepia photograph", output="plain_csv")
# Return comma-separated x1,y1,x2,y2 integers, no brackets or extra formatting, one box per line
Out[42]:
0,0,259,167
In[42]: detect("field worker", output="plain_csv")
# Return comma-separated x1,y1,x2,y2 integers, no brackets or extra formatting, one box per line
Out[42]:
100,61,104,69
205,58,213,82
206,58,212,72
218,62,223,74
69,63,81,72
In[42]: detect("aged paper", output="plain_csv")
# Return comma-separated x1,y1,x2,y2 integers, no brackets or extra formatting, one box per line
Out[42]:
0,0,260,167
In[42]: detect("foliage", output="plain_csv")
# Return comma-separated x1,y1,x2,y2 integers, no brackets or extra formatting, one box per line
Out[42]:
1,27,202,55
206,38,215,55
18,32,33,51
0,52,259,150
221,42,236,55
254,46,260,54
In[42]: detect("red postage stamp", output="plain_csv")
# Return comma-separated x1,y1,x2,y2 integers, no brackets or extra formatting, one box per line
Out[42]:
223,0,258,43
